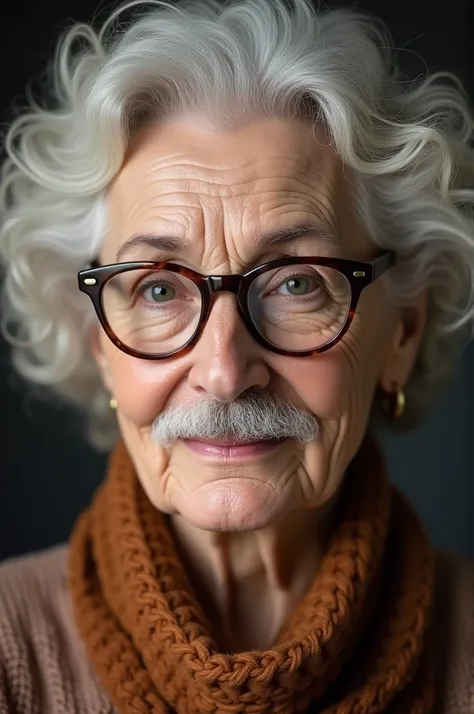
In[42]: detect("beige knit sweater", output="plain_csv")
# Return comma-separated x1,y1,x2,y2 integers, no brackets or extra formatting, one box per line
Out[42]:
0,545,472,714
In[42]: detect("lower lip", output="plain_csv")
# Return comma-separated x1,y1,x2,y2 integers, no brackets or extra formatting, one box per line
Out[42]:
184,439,284,458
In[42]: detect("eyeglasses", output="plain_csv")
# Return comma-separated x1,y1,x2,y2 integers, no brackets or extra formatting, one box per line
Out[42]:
78,253,395,360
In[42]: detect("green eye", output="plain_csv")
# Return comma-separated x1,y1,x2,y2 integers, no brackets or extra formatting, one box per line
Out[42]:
284,277,311,295
148,284,176,302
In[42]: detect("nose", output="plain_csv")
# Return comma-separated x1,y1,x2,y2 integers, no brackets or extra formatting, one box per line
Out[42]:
187,293,271,402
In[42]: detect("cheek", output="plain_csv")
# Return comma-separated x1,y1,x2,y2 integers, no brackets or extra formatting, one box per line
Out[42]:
100,341,181,426
295,307,391,419
281,351,354,418
283,344,378,507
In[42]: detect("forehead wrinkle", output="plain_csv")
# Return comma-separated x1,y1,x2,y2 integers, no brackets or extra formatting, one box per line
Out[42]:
109,188,342,263
106,119,350,262
138,129,328,168
120,140,339,194
111,134,341,223
109,186,339,228
249,185,338,231
123,115,336,175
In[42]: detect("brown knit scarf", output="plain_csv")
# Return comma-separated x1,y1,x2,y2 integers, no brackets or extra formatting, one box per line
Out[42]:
69,436,435,714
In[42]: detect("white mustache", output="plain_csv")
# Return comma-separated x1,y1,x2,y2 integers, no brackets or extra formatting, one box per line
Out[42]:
151,390,319,446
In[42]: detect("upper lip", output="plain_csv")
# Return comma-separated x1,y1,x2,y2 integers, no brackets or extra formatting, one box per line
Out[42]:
185,437,282,446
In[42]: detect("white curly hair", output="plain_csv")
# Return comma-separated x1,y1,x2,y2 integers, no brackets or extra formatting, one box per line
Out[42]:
0,0,473,449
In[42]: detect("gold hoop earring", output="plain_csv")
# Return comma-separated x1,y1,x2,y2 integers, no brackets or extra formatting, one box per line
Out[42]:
382,382,406,420
109,397,118,411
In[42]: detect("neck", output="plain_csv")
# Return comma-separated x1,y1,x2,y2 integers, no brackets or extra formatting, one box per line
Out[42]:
170,502,336,652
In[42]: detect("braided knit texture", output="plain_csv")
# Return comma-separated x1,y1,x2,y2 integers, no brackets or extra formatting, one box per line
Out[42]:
68,437,435,714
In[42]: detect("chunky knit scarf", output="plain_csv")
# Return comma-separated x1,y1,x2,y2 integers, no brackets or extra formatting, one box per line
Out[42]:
69,437,435,714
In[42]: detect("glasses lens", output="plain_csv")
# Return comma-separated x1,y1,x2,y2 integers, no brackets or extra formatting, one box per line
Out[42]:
101,268,202,355
247,264,351,352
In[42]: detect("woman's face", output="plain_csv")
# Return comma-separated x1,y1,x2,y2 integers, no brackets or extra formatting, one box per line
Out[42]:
93,117,425,531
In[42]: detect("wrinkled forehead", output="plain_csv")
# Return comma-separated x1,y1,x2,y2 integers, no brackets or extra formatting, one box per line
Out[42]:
103,117,368,263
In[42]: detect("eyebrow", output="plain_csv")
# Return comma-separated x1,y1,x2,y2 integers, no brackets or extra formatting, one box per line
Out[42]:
115,223,340,262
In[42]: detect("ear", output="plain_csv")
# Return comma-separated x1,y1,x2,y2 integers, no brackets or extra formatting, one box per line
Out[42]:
89,324,114,393
379,293,428,393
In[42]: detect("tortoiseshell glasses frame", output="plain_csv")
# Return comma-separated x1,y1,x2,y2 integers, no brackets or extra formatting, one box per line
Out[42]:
78,252,395,360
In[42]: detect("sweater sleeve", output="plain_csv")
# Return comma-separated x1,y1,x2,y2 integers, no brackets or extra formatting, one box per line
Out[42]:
0,658,9,714
433,549,474,714
0,545,116,714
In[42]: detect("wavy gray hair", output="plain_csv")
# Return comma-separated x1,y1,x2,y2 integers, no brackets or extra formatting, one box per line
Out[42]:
0,0,473,449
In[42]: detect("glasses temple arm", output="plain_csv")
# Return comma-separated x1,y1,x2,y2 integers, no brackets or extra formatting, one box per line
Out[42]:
371,251,396,280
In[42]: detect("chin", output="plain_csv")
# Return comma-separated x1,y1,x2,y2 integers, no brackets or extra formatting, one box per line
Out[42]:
175,478,291,532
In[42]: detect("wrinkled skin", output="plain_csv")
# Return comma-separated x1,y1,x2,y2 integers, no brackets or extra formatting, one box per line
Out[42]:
92,117,426,650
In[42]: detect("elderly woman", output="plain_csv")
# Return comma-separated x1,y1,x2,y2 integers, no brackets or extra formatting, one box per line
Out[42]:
0,0,473,712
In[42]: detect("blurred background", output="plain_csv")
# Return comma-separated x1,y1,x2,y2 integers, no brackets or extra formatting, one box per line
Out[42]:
0,0,473,561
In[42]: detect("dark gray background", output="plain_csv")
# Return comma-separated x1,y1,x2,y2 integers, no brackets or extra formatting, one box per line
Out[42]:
0,0,473,561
